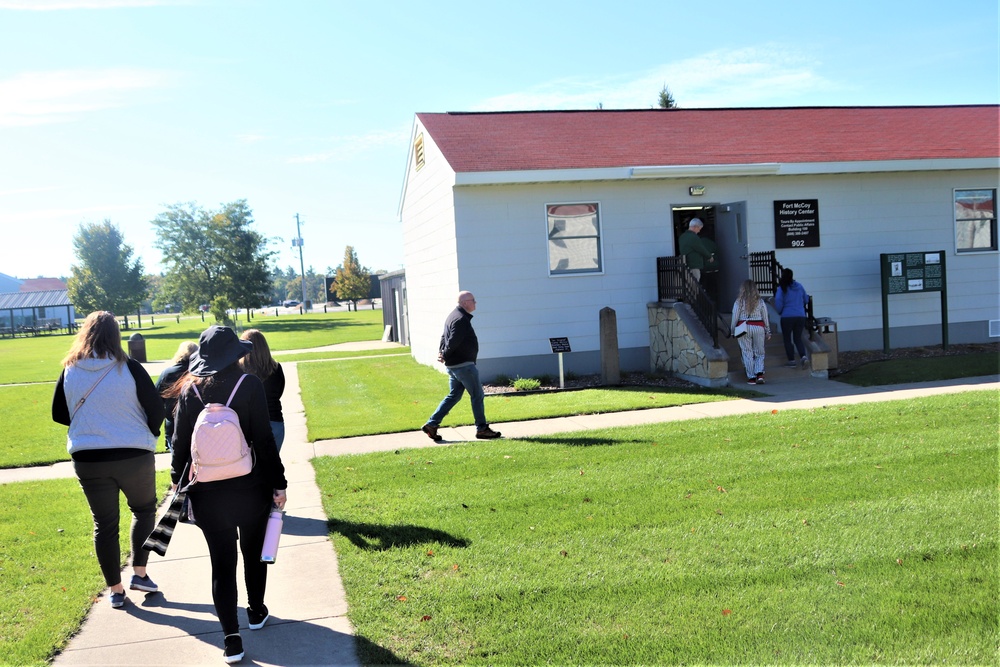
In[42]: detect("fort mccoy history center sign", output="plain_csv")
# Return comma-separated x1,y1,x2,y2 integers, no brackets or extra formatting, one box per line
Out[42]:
774,199,820,248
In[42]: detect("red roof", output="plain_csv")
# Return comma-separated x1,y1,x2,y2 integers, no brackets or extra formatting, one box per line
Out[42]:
416,106,1000,173
20,278,67,292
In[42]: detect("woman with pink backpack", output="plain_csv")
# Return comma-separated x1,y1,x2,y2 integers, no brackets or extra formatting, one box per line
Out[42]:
167,325,287,664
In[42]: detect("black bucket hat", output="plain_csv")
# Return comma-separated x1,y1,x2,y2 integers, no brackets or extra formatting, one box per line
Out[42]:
189,326,253,377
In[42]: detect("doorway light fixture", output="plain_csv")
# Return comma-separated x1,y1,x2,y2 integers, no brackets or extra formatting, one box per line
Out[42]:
689,185,705,196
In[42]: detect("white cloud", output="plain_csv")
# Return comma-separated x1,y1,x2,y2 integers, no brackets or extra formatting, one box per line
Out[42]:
0,0,190,9
473,45,840,111
287,128,410,164
0,68,173,127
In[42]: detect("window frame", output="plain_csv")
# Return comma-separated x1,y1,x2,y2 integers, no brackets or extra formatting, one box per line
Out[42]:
954,188,998,254
545,201,605,277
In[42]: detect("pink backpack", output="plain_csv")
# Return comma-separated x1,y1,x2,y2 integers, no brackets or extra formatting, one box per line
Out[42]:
188,375,253,484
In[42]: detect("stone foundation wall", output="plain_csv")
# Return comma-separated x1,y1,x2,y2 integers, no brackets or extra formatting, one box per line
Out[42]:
647,301,730,388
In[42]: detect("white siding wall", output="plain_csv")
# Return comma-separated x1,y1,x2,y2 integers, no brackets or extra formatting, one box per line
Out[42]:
450,181,677,362
400,123,461,367
403,155,999,372
740,169,999,338
456,170,1000,366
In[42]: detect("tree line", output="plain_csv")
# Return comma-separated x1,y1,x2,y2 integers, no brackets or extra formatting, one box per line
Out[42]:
67,200,378,321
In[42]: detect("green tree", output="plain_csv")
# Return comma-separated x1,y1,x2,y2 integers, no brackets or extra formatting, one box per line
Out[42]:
333,246,372,311
656,84,677,109
153,200,276,318
66,221,148,317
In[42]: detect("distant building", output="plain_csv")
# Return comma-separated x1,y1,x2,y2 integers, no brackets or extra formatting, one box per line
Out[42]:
20,277,68,292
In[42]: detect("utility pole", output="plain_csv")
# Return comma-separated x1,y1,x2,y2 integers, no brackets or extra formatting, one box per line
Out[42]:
292,213,308,309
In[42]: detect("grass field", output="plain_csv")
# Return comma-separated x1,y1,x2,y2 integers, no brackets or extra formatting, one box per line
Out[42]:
0,310,388,467
298,356,746,440
314,390,999,665
0,471,172,666
0,309,384,384
834,351,999,386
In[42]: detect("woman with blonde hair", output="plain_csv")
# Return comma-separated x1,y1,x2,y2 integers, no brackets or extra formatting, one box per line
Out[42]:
238,328,286,451
732,280,771,384
156,340,198,451
51,311,165,609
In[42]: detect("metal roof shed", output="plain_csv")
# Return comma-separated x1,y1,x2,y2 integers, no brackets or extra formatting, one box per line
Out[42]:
0,290,75,336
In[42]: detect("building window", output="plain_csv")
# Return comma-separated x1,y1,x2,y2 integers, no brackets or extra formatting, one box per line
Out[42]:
955,189,997,252
547,203,603,275
413,133,425,171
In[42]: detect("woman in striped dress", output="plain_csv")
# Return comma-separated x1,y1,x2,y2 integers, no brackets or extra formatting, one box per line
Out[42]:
732,280,771,384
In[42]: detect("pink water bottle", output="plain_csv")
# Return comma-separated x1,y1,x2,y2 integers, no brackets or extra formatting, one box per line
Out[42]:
260,508,284,564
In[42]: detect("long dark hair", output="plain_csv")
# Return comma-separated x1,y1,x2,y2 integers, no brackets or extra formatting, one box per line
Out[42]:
779,268,794,292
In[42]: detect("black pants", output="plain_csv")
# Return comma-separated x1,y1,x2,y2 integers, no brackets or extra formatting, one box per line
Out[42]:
781,316,808,360
191,485,270,635
74,453,157,587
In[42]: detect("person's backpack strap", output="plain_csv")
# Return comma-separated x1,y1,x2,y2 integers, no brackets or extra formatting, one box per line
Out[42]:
226,374,248,407
189,374,246,406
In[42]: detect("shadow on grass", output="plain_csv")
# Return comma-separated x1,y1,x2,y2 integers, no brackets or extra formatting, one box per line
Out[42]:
521,434,646,447
328,518,470,551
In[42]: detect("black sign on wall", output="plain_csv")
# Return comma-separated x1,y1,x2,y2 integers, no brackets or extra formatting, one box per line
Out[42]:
774,199,820,248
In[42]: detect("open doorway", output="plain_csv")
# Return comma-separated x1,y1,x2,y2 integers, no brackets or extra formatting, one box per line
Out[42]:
672,205,720,304
671,202,749,311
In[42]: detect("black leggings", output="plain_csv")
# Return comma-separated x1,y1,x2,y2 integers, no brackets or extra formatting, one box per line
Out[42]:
74,453,157,587
191,485,270,635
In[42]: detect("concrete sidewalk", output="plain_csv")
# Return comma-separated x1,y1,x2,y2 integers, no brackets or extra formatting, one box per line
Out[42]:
6,356,995,665
51,362,358,667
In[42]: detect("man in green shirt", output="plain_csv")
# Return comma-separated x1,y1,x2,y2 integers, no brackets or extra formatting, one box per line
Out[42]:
678,218,714,282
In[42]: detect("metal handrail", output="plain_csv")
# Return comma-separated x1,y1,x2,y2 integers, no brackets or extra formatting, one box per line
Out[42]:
656,256,719,347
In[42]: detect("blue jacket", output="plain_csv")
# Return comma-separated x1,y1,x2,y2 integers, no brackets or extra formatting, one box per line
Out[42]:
775,280,808,319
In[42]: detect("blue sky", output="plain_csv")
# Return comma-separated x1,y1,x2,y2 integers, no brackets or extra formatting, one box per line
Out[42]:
1,0,997,281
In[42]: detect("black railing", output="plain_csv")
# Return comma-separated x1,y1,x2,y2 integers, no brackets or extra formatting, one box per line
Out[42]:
656,256,719,347
749,250,781,298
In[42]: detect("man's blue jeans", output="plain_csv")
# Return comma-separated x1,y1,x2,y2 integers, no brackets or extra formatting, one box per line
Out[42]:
427,363,487,430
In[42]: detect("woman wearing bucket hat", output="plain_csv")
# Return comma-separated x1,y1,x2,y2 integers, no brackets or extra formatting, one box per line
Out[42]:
168,325,287,664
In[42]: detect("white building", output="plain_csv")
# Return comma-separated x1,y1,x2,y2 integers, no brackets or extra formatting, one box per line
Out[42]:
398,106,999,381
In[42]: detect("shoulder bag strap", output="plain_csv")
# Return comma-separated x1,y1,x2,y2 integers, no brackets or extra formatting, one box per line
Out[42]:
71,362,118,420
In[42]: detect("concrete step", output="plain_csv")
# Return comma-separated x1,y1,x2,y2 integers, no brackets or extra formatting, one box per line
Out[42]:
719,333,809,377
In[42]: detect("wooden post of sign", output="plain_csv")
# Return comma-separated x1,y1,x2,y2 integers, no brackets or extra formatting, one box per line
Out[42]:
548,337,571,388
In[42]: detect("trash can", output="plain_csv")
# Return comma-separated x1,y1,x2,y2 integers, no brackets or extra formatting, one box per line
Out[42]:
813,317,838,369
128,332,147,363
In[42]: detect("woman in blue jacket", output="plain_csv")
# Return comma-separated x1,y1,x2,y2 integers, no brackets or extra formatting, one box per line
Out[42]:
775,268,810,368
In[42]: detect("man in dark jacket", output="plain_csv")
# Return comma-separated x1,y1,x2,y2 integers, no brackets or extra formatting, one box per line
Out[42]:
421,291,502,441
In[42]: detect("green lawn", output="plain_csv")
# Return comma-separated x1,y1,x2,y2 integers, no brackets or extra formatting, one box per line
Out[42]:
314,390,998,665
0,309,384,384
834,351,999,386
0,471,172,666
298,356,746,441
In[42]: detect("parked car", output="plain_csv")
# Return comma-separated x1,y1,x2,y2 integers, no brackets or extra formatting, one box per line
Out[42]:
283,300,300,307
